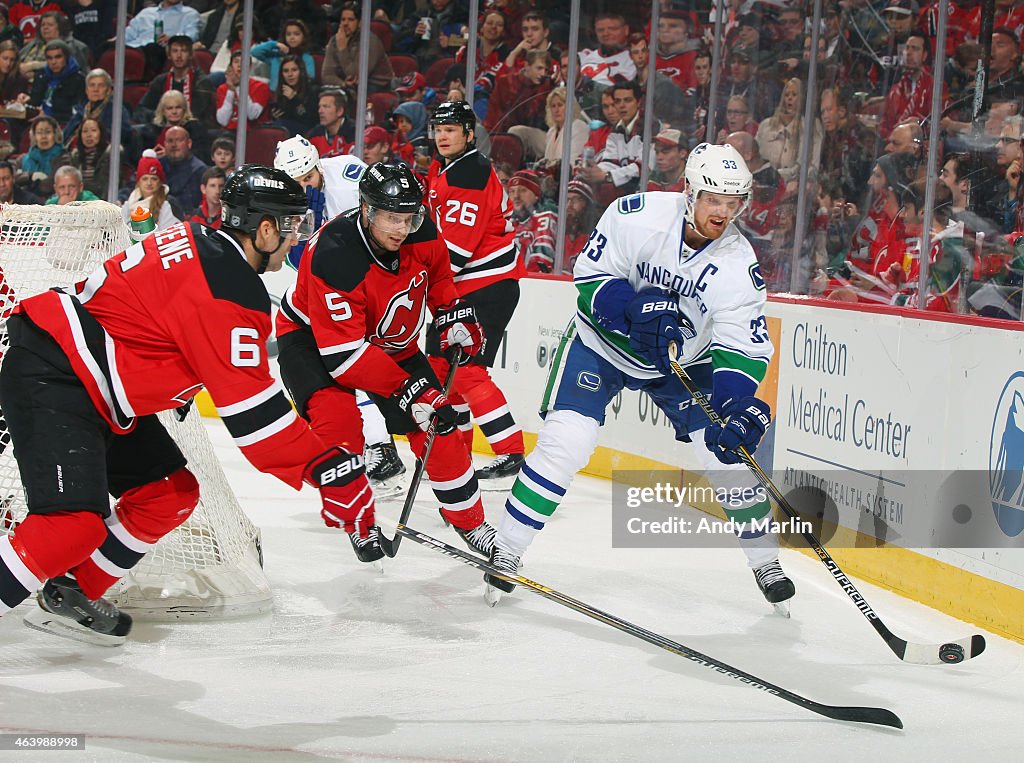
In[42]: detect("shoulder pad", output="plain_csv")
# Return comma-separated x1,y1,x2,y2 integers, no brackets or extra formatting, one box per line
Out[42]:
445,152,491,191
309,213,371,292
197,224,271,314
402,215,440,246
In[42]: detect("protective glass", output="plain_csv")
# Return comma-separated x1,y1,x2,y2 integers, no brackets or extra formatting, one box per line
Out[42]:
278,210,315,241
367,206,425,235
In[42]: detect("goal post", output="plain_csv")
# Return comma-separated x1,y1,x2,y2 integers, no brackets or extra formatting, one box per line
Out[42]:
0,201,272,620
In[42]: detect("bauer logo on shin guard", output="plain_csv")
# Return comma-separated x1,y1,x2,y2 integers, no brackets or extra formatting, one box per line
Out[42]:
320,454,364,485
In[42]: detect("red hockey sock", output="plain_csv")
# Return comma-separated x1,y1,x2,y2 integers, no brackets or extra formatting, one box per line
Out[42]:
408,430,484,530
1,511,106,613
306,387,365,454
72,468,200,600
456,365,524,455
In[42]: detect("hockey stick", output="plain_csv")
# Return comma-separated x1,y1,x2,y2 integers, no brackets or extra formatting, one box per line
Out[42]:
394,523,903,728
378,348,463,558
666,355,986,666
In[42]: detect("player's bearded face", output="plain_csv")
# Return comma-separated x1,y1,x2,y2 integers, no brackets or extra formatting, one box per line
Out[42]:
692,191,744,240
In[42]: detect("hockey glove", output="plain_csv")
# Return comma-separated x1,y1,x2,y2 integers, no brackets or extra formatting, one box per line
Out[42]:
434,300,484,364
394,375,458,434
624,289,693,376
304,447,376,538
704,397,772,465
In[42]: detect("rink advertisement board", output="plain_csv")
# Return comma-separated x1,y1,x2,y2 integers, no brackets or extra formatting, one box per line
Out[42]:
496,280,1024,640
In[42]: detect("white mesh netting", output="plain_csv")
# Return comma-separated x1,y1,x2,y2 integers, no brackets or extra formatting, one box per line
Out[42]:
0,202,271,620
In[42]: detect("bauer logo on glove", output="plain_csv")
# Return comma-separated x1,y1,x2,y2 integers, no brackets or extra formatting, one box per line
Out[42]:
434,300,485,363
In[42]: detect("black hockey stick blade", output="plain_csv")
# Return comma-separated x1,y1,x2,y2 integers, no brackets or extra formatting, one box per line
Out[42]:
666,355,985,666
396,523,903,729
378,348,463,558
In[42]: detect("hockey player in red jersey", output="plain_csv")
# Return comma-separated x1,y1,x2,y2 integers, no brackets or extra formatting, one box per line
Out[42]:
424,101,526,485
0,166,381,646
275,162,497,562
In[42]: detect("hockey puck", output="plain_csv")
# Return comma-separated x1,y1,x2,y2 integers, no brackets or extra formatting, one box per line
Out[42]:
939,642,965,664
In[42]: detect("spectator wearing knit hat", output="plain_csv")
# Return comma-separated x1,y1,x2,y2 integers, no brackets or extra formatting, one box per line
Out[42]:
121,151,182,232
562,178,597,272
509,169,559,273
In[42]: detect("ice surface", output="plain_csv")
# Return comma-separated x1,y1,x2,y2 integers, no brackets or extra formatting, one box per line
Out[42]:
1,422,1021,761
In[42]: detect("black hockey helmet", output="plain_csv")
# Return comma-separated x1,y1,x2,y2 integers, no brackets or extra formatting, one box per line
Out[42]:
221,164,312,238
359,162,424,212
429,100,476,142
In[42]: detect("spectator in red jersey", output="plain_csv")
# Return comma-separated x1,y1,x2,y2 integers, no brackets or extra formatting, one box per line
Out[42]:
215,50,271,131
880,31,933,138
647,127,687,193
654,10,698,90
486,49,553,160
189,165,226,229
306,88,354,158
8,0,61,42
628,34,687,130
504,11,559,74
846,151,917,278
508,169,558,272
456,8,510,78
727,130,786,238
581,89,617,157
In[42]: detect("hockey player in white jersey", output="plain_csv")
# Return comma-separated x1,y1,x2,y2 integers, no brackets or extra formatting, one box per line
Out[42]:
487,143,794,611
274,137,407,496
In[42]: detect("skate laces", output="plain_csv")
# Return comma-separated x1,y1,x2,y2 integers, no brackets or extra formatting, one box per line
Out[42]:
754,560,786,587
351,526,380,548
461,522,496,554
364,444,384,473
491,547,520,574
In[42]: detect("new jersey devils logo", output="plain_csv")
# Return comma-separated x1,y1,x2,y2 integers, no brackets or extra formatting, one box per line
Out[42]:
376,271,428,349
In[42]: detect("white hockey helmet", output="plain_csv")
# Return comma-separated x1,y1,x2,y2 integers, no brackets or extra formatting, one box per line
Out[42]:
683,142,753,220
274,135,322,181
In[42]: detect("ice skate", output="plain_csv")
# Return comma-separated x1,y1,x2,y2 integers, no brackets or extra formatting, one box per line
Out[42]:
484,545,521,606
366,438,407,499
348,526,385,569
753,559,795,617
23,575,132,647
475,453,524,491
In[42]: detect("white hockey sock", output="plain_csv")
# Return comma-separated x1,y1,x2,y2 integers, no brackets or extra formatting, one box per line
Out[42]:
357,390,390,447
498,410,599,556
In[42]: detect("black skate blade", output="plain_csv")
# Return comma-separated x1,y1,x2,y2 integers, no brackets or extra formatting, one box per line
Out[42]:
23,608,126,647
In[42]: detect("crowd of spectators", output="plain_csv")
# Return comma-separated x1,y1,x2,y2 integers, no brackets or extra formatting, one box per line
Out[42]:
1,0,1024,320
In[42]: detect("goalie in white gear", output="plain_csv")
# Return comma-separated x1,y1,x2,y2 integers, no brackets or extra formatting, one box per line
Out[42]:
487,143,795,611
274,137,406,496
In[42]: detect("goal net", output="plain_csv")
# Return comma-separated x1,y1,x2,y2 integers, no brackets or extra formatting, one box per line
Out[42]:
0,201,272,620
